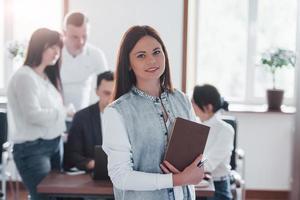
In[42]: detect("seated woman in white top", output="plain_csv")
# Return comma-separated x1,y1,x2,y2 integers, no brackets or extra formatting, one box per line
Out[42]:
192,84,234,200
7,28,66,200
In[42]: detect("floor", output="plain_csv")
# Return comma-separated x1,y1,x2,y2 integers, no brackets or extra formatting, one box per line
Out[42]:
4,182,28,200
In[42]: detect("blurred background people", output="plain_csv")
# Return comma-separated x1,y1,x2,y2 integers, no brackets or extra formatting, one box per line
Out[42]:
61,12,108,112
192,84,234,200
7,28,66,200
64,71,114,171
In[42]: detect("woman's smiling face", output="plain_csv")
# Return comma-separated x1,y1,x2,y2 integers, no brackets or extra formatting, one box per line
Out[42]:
129,36,165,85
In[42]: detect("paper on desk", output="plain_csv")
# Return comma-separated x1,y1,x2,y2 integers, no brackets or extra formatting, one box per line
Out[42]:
65,167,86,176
195,179,210,188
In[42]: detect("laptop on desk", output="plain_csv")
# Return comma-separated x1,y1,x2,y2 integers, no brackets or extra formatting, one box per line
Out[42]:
92,145,110,180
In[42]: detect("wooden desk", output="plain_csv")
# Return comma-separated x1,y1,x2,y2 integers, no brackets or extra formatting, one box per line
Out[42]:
37,172,214,198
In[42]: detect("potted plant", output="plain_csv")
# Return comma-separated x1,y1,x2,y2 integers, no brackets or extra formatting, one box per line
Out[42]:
261,48,295,111
7,40,26,71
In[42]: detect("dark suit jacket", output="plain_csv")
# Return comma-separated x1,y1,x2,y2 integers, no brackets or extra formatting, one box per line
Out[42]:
64,102,102,171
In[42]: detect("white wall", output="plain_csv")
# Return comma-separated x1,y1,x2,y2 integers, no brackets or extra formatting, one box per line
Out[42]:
228,111,294,190
69,0,184,89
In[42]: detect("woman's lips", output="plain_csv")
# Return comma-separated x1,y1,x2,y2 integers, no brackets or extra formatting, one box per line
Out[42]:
145,67,159,72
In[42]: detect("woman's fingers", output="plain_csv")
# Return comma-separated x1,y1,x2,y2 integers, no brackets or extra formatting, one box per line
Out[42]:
193,154,203,166
163,161,180,174
160,164,170,174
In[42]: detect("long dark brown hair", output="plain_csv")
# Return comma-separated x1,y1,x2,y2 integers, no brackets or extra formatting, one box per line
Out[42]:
113,25,173,100
24,28,63,93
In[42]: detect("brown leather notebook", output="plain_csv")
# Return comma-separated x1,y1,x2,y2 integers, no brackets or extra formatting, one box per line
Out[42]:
164,117,210,171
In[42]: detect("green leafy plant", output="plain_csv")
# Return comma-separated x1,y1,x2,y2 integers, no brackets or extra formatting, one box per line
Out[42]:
261,48,296,89
7,40,26,60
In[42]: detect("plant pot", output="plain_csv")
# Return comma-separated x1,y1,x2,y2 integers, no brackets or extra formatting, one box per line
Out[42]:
267,89,284,111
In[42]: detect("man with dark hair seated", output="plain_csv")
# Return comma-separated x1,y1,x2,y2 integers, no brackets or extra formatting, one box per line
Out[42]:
64,71,114,171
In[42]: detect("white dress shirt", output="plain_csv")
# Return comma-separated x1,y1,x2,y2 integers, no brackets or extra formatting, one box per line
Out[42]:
202,114,234,179
7,66,66,143
102,107,173,191
61,44,108,111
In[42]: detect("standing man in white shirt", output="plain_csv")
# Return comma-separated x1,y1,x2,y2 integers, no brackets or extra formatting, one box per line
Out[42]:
61,12,108,111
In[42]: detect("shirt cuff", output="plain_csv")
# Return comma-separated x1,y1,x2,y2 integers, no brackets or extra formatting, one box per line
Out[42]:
156,173,173,190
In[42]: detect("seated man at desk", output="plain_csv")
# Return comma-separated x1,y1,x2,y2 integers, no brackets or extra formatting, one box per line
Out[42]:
64,71,114,171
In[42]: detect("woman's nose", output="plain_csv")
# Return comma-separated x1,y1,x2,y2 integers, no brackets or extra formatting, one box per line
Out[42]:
147,55,156,65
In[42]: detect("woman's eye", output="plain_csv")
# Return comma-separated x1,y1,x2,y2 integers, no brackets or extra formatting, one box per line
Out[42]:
153,50,161,55
137,54,145,58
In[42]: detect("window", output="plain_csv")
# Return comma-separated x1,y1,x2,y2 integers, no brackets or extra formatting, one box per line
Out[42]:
12,0,63,41
254,0,296,99
196,0,248,102
195,0,297,104
0,0,63,94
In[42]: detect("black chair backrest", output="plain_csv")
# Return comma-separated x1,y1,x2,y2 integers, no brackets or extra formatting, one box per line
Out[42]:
222,116,237,170
0,112,8,164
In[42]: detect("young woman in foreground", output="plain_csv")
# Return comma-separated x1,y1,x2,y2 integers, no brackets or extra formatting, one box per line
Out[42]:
102,25,204,200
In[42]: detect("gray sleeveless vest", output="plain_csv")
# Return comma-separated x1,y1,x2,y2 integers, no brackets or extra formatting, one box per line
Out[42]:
110,87,196,200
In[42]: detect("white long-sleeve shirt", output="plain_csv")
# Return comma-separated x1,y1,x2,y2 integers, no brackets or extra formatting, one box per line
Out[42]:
7,66,66,143
102,107,173,191
202,114,234,179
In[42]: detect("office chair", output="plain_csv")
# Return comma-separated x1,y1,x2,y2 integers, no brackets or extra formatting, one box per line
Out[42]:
0,111,8,199
0,111,18,200
222,115,245,200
